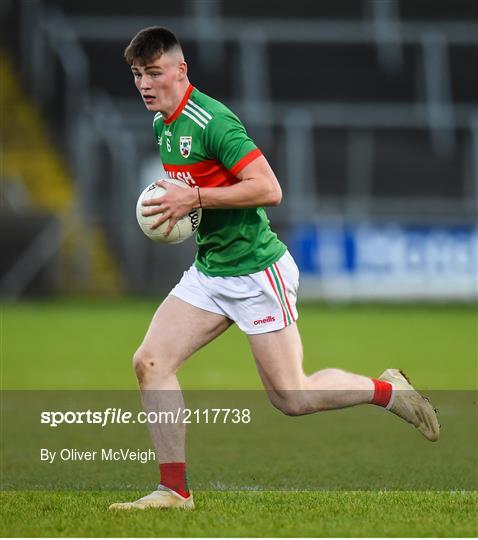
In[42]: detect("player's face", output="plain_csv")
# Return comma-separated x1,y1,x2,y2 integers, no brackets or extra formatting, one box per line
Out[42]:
131,53,186,115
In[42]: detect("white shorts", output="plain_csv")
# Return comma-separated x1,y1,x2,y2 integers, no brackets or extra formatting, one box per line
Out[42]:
170,251,299,335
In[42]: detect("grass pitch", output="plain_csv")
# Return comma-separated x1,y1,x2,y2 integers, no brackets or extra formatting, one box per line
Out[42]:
1,299,477,537
1,490,476,537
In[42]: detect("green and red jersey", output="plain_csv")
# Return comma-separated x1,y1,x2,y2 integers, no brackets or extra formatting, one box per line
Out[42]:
152,84,286,276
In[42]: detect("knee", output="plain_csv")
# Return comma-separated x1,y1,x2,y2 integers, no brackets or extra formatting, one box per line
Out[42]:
277,401,304,416
269,392,312,417
132,347,175,385
132,347,153,384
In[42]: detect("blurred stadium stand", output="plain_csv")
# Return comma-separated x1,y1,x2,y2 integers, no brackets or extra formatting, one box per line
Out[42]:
1,0,477,299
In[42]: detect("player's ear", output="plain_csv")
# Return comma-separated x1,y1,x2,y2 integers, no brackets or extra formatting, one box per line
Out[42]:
177,60,187,80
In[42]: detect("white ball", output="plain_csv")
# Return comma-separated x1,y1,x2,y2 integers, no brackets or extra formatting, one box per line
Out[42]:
136,179,202,244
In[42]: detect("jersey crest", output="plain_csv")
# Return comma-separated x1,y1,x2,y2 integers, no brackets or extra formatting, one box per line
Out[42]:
180,136,192,158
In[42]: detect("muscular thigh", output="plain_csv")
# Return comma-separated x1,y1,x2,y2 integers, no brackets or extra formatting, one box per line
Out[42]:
140,295,232,370
247,322,305,390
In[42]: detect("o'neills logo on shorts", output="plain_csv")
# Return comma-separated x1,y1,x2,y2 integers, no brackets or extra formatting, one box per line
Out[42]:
253,315,276,326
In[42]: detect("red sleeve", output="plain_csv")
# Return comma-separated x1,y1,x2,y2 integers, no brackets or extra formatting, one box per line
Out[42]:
229,148,263,176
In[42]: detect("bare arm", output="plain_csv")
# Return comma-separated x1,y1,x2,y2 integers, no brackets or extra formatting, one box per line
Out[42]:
198,155,282,209
142,155,282,235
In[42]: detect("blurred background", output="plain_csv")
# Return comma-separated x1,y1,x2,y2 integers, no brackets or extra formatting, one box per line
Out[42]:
1,0,477,301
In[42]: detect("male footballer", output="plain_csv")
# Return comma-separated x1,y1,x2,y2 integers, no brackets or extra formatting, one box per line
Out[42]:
109,27,439,511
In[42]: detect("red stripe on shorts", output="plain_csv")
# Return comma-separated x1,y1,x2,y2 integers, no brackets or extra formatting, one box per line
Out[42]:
265,267,287,327
273,262,295,322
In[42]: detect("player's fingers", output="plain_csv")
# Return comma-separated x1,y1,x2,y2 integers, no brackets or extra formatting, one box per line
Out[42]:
143,197,165,207
155,180,168,189
164,217,178,237
141,204,163,216
150,212,171,230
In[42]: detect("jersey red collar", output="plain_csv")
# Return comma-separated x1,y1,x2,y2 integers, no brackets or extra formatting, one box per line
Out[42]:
163,84,195,125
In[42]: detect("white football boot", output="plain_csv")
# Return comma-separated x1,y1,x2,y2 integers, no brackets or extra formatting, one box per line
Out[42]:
108,484,194,510
379,368,440,442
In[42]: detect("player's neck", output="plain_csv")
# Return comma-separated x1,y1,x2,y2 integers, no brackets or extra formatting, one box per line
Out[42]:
162,79,191,120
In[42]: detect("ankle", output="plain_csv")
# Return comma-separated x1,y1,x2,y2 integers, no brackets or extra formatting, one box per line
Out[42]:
371,378,393,408
159,462,190,498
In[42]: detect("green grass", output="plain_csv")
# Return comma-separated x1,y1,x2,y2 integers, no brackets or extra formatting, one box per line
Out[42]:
1,490,476,537
2,299,476,389
1,299,477,537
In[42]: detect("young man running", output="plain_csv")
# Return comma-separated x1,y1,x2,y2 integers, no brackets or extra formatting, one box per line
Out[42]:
109,27,439,511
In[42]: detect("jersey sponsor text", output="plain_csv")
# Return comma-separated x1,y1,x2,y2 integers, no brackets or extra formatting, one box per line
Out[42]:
166,170,197,186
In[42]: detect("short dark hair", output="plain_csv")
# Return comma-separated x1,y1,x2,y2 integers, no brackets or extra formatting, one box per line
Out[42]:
124,26,182,65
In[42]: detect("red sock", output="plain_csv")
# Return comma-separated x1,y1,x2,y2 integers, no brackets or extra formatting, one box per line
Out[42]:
371,379,393,408
159,462,190,498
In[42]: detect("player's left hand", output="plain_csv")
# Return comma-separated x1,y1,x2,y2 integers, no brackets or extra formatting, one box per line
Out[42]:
142,180,199,236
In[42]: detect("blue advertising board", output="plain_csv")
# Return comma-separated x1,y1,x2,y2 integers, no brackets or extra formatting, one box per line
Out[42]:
289,223,477,300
